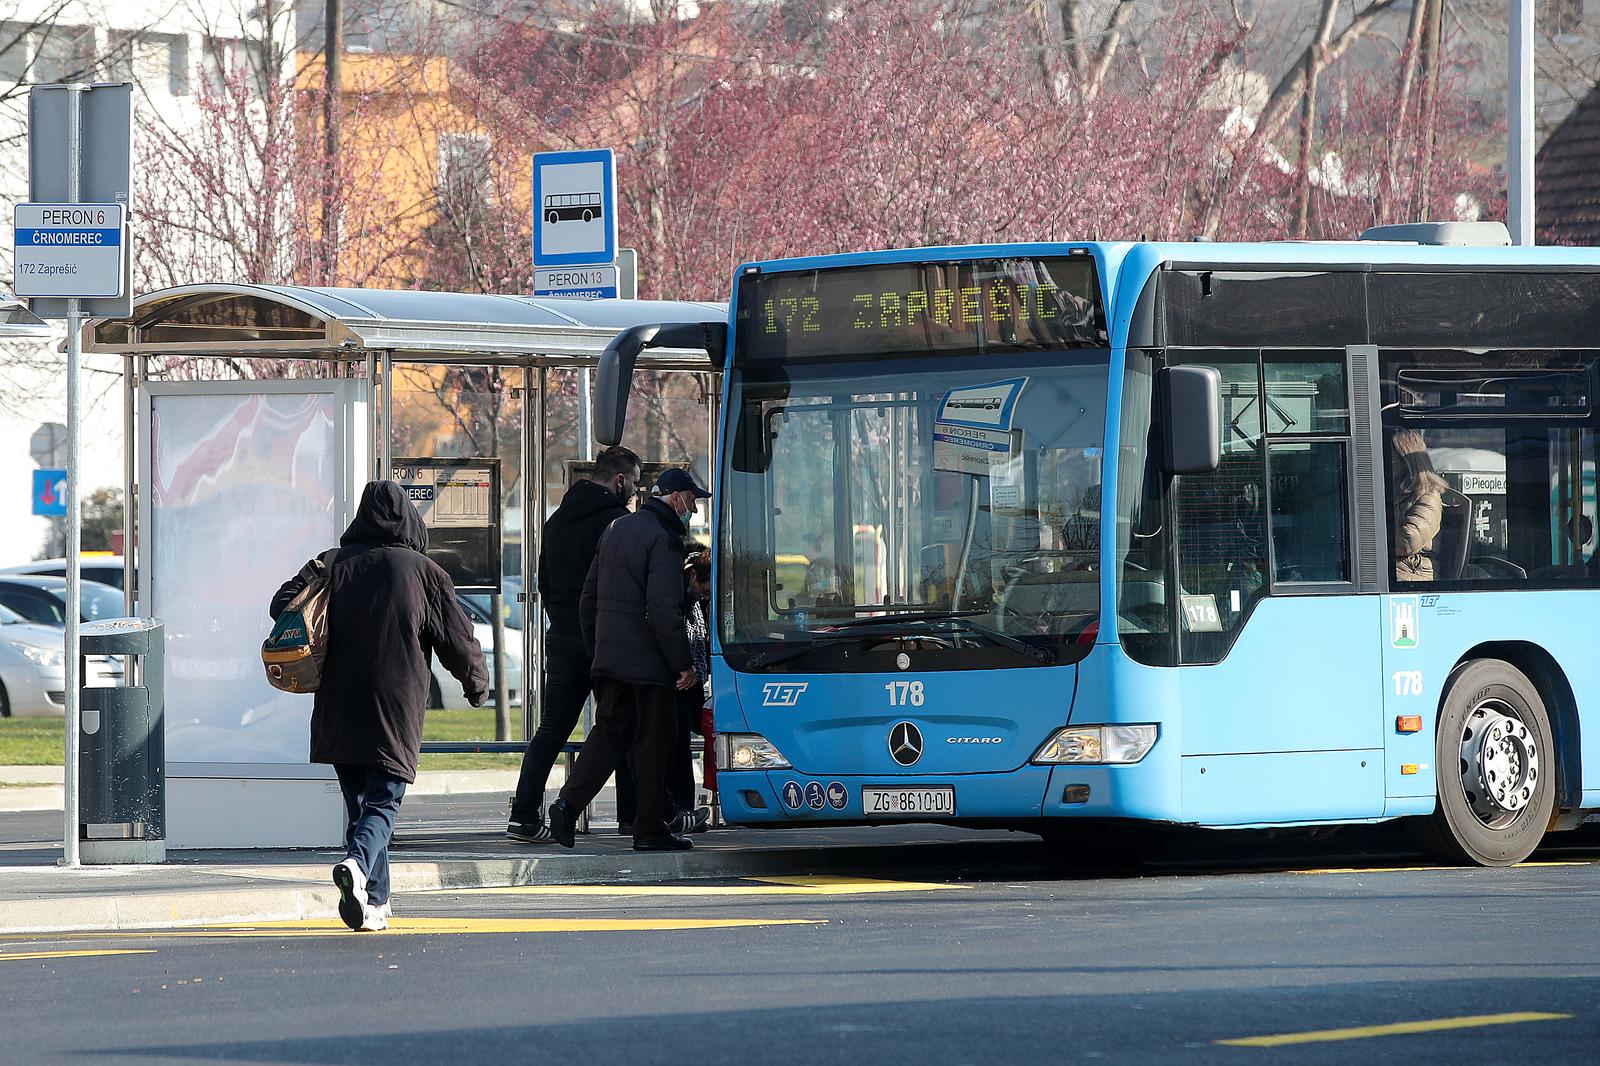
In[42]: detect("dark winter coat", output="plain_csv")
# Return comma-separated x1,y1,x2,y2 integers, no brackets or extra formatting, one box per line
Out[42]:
538,479,630,644
269,481,488,783
580,497,693,689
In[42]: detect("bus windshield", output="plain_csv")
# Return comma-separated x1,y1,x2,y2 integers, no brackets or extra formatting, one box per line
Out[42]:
719,353,1108,671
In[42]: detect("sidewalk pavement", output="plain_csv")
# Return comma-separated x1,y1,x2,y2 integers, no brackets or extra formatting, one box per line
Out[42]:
0,790,1044,935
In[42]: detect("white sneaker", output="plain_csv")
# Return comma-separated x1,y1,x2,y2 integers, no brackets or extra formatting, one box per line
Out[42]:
332,858,368,931
358,902,389,932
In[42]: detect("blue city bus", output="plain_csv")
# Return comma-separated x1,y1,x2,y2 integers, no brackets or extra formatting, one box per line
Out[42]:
598,224,1600,866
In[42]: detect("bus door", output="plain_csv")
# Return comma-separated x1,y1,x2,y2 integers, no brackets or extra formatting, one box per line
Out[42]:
1169,350,1386,824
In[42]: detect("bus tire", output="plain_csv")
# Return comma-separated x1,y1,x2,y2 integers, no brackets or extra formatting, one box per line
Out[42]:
1410,659,1555,867
582,209,593,222
546,210,559,224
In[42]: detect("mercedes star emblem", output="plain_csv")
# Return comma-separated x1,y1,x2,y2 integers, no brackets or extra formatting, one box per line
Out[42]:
896,652,911,670
888,721,924,766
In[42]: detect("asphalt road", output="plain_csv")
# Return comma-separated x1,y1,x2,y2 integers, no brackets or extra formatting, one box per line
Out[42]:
3,845,1598,1065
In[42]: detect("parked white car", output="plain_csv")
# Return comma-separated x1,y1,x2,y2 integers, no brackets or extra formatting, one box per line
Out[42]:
0,603,122,717
428,621,523,710
0,556,130,590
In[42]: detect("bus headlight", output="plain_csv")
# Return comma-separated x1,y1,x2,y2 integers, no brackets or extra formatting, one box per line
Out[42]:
1032,725,1158,765
714,733,792,771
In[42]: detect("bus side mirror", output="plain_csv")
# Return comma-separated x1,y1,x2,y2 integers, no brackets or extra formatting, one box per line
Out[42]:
1158,365,1221,475
595,321,728,447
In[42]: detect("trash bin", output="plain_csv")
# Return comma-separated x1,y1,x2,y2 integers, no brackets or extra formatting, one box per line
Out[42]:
78,618,164,864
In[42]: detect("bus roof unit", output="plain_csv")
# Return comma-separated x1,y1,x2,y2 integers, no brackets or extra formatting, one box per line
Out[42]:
1358,221,1512,246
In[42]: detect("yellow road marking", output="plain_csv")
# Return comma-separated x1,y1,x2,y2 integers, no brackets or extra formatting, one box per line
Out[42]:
1289,861,1590,876
1216,1011,1571,1047
84,917,824,939
451,875,964,897
0,949,156,962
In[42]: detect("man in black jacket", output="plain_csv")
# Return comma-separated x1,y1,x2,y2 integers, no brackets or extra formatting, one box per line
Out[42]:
271,480,488,931
506,445,641,842
548,468,711,852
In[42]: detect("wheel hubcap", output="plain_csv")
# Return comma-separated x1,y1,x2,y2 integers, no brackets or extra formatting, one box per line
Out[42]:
1459,699,1539,827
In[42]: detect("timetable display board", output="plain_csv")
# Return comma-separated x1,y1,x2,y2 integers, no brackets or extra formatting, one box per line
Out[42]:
392,458,502,592
735,255,1106,363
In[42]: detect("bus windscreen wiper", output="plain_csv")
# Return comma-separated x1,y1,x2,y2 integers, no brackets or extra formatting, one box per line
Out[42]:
822,609,989,629
823,610,1056,664
745,610,985,666
744,632,861,669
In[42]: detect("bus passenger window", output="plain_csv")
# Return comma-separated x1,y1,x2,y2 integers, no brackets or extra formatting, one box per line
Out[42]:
1380,351,1599,587
1390,429,1450,583
1269,440,1350,583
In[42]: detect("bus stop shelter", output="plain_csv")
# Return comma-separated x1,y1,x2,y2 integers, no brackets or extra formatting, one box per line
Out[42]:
84,285,725,849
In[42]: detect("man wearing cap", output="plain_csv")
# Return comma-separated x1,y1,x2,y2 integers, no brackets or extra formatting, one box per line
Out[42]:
547,468,712,851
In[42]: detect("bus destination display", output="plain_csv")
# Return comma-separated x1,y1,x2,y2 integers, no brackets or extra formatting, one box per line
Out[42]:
736,256,1106,362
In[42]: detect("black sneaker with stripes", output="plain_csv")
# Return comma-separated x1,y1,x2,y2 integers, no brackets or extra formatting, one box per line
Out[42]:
670,807,712,835
506,820,553,843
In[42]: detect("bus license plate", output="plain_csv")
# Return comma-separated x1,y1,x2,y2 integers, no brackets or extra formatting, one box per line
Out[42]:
863,787,956,817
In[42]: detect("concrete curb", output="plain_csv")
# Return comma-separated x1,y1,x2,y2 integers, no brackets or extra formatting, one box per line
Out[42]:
0,766,545,812
0,767,62,784
0,884,344,935
0,838,1034,935
0,786,63,811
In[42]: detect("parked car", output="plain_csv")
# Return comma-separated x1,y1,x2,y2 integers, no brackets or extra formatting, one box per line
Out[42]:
0,575,127,626
0,556,129,591
461,576,525,631
0,603,122,717
428,621,523,711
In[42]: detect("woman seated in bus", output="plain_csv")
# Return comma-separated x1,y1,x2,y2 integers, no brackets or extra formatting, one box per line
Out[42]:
1391,428,1448,582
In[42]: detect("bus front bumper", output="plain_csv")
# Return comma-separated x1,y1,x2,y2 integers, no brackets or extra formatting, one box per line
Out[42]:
717,762,1180,825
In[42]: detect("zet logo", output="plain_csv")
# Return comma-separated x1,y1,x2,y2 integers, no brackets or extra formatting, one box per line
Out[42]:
1391,596,1420,649
762,682,808,707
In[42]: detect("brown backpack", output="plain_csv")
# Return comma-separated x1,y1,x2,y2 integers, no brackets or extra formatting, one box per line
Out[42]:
262,551,337,693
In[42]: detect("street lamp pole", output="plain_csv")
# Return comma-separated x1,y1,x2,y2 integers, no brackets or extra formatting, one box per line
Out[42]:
1509,0,1535,245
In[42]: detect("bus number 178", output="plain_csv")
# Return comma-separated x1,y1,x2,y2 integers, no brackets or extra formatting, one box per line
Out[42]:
885,681,925,707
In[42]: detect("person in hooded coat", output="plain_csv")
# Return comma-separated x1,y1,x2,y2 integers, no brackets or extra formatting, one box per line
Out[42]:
270,480,487,931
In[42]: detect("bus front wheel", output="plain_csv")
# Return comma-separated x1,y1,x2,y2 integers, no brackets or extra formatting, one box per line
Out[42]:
1410,658,1555,867
546,210,559,224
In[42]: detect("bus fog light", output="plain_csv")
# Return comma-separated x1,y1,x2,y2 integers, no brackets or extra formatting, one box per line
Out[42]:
715,733,792,771
1033,725,1158,765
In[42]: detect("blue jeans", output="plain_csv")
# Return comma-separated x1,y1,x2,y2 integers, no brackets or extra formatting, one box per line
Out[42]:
333,764,407,906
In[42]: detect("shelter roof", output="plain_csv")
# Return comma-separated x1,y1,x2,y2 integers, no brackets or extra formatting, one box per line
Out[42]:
85,284,727,367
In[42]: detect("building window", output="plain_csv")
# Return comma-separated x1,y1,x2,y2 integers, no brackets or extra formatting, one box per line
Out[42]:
202,36,270,98
103,32,189,96
438,132,493,203
0,21,31,83
33,24,95,83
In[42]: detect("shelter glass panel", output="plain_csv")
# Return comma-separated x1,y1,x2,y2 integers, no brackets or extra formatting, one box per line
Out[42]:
390,364,527,742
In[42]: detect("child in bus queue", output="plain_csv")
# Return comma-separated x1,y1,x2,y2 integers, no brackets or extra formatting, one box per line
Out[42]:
674,546,714,830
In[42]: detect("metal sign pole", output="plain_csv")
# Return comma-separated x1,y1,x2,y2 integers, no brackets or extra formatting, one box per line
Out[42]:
61,83,84,869
1508,0,1535,246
